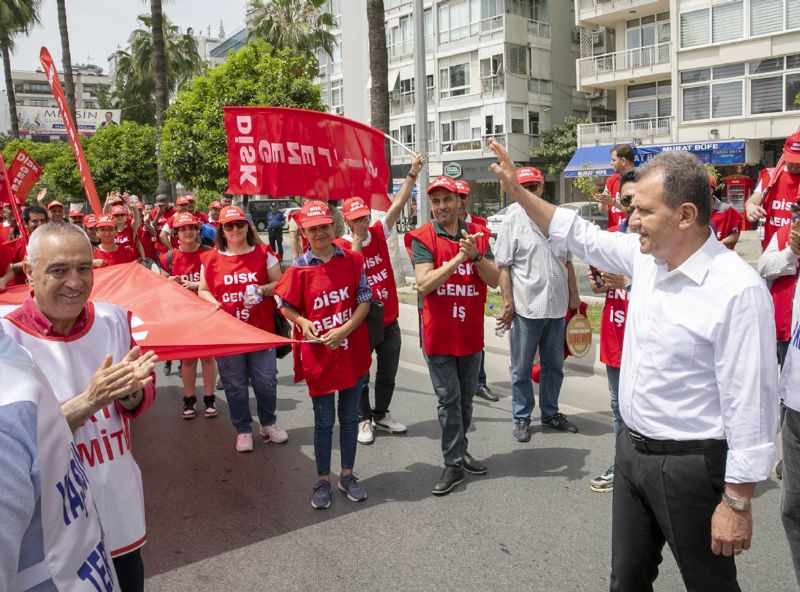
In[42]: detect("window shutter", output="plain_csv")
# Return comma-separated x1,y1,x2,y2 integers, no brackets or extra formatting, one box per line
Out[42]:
712,2,743,43
680,9,710,47
751,0,783,36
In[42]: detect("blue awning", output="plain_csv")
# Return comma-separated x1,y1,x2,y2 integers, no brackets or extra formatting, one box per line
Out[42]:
564,145,614,178
564,140,747,178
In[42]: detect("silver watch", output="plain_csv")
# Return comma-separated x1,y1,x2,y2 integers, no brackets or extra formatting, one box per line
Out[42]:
723,492,751,511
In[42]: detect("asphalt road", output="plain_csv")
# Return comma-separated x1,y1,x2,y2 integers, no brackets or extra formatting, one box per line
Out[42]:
135,325,792,591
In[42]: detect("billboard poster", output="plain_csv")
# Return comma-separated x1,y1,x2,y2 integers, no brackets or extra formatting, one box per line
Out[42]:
14,106,121,136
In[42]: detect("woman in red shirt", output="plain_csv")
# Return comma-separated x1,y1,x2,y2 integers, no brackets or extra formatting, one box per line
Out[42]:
92,216,138,267
198,206,287,453
274,200,372,510
159,212,218,419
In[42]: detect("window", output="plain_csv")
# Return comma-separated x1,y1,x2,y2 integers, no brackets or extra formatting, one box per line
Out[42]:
510,105,525,134
751,76,784,113
439,1,469,43
712,2,743,43
329,0,341,20
330,79,343,112
627,80,671,121
399,124,414,146
484,103,504,135
683,86,711,120
712,81,743,117
681,1,800,48
505,44,528,76
789,0,800,28
751,0,783,36
529,112,540,136
680,9,709,47
441,109,480,151
331,34,342,74
440,62,471,97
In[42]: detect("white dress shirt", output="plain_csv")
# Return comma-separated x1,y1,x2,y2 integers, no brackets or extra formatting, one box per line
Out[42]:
758,232,800,333
549,207,778,483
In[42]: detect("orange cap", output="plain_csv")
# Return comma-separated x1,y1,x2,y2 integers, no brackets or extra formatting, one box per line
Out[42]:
95,215,116,228
516,167,544,184
219,206,247,223
454,179,470,197
342,197,369,220
173,212,199,228
298,200,333,228
427,176,458,195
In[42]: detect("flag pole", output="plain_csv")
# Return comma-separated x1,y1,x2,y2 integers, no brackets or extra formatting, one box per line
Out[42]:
383,132,417,157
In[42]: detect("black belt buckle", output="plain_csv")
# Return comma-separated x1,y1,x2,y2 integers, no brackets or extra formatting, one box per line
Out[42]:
628,430,652,453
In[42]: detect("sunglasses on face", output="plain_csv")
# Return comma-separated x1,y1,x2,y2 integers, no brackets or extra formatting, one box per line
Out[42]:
620,194,634,206
222,221,248,231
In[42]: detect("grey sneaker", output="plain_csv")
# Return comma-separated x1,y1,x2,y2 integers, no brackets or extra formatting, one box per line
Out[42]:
590,465,614,493
311,480,332,509
542,413,579,433
338,474,368,502
512,419,531,442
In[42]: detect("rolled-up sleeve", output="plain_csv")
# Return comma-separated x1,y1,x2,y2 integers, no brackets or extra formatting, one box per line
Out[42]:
714,285,778,483
356,271,372,304
757,233,798,281
547,207,638,279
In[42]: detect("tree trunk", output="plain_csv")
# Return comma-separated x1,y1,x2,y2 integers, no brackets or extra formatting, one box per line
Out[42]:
1,41,19,139
56,0,77,124
151,0,172,196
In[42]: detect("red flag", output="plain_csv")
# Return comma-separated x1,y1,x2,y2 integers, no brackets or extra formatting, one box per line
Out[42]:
39,47,102,216
224,106,391,210
5,149,42,205
0,157,28,244
0,262,293,361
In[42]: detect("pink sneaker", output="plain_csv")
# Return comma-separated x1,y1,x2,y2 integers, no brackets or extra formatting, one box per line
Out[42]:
259,423,288,444
235,433,253,452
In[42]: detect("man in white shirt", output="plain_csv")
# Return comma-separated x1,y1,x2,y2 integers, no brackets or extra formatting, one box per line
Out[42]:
489,139,778,591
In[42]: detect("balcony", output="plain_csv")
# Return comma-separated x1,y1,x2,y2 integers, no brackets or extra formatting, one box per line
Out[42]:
480,74,505,95
481,133,536,161
391,140,438,160
577,42,670,90
577,116,674,147
577,0,669,27
388,39,414,62
389,88,435,114
527,19,551,39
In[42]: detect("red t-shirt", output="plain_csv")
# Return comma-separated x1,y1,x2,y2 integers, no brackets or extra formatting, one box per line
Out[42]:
761,168,800,250
0,224,17,243
5,237,27,285
150,207,176,253
138,225,158,260
194,211,209,224
93,245,138,267
598,228,629,368
710,207,744,244
604,174,628,228
333,221,399,326
114,218,136,248
159,247,205,282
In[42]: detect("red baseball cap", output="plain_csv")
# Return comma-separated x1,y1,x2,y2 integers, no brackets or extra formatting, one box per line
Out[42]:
110,206,127,216
68,210,83,218
708,172,717,190
95,215,116,229
342,197,369,220
175,196,190,206
454,179,470,197
427,176,458,195
110,195,125,205
47,200,64,210
83,214,97,228
185,195,196,202
516,167,544,184
219,206,247,223
784,132,800,164
209,200,222,210
299,200,333,228
173,212,199,229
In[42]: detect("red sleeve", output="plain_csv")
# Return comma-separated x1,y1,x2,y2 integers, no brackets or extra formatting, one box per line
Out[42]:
274,266,304,311
0,243,11,276
116,311,157,419
158,252,168,270
124,246,138,262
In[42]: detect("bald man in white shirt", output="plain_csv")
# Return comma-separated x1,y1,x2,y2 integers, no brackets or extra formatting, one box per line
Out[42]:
489,140,778,592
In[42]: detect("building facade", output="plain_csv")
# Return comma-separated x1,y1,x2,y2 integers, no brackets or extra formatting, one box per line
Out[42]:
574,0,800,207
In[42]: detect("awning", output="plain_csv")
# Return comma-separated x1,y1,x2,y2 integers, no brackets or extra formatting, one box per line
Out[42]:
564,145,614,178
564,140,747,178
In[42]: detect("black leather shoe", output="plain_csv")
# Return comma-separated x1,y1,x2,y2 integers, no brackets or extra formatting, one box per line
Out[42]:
475,384,499,402
432,467,464,496
462,452,487,475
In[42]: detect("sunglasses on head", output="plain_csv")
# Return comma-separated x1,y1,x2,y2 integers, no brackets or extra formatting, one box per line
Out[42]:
222,220,247,231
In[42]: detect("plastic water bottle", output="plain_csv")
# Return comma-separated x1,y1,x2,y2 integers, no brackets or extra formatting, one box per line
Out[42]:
489,304,507,337
244,284,262,308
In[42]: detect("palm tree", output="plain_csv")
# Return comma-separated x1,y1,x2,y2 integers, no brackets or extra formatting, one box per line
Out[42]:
367,1,389,186
56,0,76,123
150,0,170,194
247,0,335,57
0,0,41,138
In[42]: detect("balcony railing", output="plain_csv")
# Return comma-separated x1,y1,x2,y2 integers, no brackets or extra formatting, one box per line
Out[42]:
577,116,673,146
388,39,414,61
480,14,504,33
389,88,435,114
391,140,438,159
529,135,541,150
481,74,505,94
528,19,551,39
580,0,655,8
578,42,671,78
441,138,482,153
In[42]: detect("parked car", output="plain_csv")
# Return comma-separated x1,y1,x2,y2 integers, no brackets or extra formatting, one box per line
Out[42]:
485,200,608,240
247,198,299,231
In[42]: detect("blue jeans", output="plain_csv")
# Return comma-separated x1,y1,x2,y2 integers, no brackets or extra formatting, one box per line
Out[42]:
216,348,278,434
312,377,364,477
424,351,481,469
510,314,565,423
478,350,487,387
606,365,622,439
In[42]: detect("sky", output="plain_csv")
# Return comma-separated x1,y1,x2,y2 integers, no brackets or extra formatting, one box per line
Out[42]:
2,0,248,89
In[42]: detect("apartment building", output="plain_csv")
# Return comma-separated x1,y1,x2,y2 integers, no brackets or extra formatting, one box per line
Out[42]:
573,0,800,208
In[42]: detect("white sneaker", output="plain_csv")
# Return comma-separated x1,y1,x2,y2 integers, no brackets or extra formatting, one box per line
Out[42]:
259,423,288,444
358,420,375,444
373,414,407,434
235,433,253,453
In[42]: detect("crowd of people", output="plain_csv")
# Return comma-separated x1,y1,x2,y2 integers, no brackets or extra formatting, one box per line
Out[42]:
1,130,800,591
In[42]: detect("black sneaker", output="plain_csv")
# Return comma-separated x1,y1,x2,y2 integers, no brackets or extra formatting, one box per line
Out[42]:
541,413,579,433
432,467,464,496
777,459,783,480
182,396,197,420
475,385,499,402
512,419,531,442
462,452,487,475
203,395,217,418
163,361,172,376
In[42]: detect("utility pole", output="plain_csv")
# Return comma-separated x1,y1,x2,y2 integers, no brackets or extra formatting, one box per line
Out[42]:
413,0,429,225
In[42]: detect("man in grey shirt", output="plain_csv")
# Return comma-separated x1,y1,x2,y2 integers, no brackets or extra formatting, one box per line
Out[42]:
495,166,580,442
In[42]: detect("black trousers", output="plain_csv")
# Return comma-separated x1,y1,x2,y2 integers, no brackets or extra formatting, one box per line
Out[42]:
113,548,144,592
268,229,284,260
611,426,739,592
359,319,402,421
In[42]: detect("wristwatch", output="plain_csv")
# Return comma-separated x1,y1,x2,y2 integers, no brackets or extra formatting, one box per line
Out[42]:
723,492,751,511
472,252,483,262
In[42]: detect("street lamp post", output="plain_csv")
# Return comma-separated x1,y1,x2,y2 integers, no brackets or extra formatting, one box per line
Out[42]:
413,0,429,225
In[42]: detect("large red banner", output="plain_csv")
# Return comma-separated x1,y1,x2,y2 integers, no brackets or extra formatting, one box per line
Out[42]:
0,157,28,243
0,262,293,360
224,106,391,210
5,149,42,205
39,47,102,215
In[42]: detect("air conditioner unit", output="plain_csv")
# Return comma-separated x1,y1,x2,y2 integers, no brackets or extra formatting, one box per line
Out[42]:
585,89,605,99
